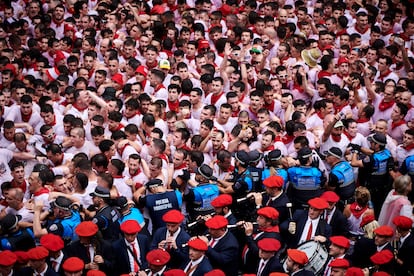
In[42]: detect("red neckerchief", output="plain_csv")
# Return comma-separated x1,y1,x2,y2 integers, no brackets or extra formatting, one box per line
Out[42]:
293,83,304,93
211,91,224,105
158,153,169,163
212,145,225,156
282,135,294,145
259,224,279,233
178,144,192,152
163,49,173,57
355,25,369,34
113,123,124,131
52,18,64,27
33,187,49,196
356,118,369,123
335,102,348,114
113,175,123,179
336,73,349,80
274,136,283,142
378,99,395,111
316,111,324,120
262,145,275,152
343,130,353,141
318,70,332,79
381,28,394,36
378,69,392,81
146,61,157,70
11,179,27,194
391,119,406,130
21,110,32,122
174,163,187,170
73,102,88,112
404,143,414,151
119,143,129,156
400,33,411,41
349,202,368,219
331,134,341,142
154,84,165,93
186,55,195,62
167,100,180,113
248,78,255,88
264,100,275,112
239,93,246,103
124,111,136,119
49,115,57,126
232,109,240,117
280,56,289,64
129,168,141,178
336,29,347,37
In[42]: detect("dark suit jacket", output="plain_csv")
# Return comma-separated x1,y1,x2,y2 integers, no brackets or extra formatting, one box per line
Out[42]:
19,266,59,276
111,234,150,275
350,237,376,268
292,269,315,275
257,255,284,276
325,208,349,237
183,256,212,276
280,210,332,249
64,238,113,274
150,226,190,268
263,192,291,224
396,233,414,276
205,231,239,276
46,252,68,276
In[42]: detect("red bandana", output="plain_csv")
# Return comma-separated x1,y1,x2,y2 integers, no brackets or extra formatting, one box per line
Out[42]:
356,118,369,123
211,91,224,105
343,130,353,141
349,202,368,219
282,135,294,145
293,83,304,93
331,134,341,142
378,99,395,111
73,102,88,112
21,110,32,123
391,119,406,130
167,100,180,113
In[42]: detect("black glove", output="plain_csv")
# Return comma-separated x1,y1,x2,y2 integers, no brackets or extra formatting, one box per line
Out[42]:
311,156,320,168
349,143,361,152
209,176,218,182
178,170,191,182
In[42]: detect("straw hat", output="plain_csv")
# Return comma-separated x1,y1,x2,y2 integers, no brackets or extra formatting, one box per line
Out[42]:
301,48,322,68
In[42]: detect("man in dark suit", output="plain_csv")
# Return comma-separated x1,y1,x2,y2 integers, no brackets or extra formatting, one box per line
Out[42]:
256,238,284,276
145,249,171,275
393,215,414,276
327,258,350,276
373,225,394,252
150,209,190,268
285,249,315,276
0,250,21,276
323,236,351,276
211,194,238,225
112,220,150,275
182,238,212,276
20,246,58,276
65,221,113,274
39,233,68,275
321,191,349,237
281,197,332,249
200,215,239,276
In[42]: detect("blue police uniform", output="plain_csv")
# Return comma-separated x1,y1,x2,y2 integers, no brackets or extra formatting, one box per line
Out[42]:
287,166,325,209
262,167,288,190
184,183,219,221
329,161,356,201
144,190,182,231
119,207,145,226
247,166,263,192
47,210,81,242
92,205,121,241
0,228,35,251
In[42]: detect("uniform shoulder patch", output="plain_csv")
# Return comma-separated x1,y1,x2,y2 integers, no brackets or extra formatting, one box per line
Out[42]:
48,224,58,231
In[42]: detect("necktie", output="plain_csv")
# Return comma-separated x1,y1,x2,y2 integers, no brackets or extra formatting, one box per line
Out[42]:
131,242,139,272
324,258,333,276
186,262,196,275
257,260,266,276
209,239,216,248
52,260,58,271
306,221,313,241
325,211,330,222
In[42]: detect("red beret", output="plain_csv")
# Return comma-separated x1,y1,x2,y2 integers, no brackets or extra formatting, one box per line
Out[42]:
258,238,281,252
62,257,84,272
205,269,226,276
346,267,364,276
374,225,394,237
269,273,289,276
329,258,350,268
54,51,66,64
198,39,210,51
205,215,228,229
372,272,391,276
337,57,349,66
330,236,350,249
287,249,308,265
393,215,413,230
164,269,186,276
308,197,329,210
120,220,142,234
86,270,106,276
0,250,17,266
257,207,279,220
146,249,170,266
263,176,284,188
112,73,124,86
360,214,375,227
27,246,49,260
211,194,232,208
40,233,64,251
76,221,99,237
14,251,29,264
136,65,148,77
370,250,394,265
188,238,208,251
321,191,340,203
162,210,185,224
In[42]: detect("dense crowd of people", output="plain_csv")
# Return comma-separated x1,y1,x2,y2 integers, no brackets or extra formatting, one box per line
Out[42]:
0,0,412,275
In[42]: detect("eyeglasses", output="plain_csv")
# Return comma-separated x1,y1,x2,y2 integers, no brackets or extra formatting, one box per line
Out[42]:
250,51,260,55
278,74,288,78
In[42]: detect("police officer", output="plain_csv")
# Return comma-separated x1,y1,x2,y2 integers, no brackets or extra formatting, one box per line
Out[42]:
136,179,182,234
33,196,81,243
287,147,326,210
351,133,394,216
247,150,264,192
262,149,288,190
325,147,356,209
0,214,35,251
89,186,121,241
184,164,220,222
